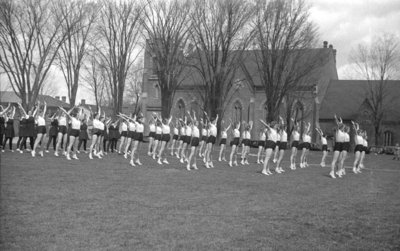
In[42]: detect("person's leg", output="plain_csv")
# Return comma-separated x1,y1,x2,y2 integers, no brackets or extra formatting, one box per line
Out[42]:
330,151,340,178
276,149,285,172
16,136,23,151
340,151,348,175
218,143,224,161
229,145,236,167
89,135,98,159
118,136,126,154
66,135,74,159
273,145,279,163
124,138,132,158
158,141,166,164
32,133,42,156
187,146,195,170
321,150,328,167
353,151,361,173
262,148,273,175
300,148,307,168
77,139,83,151
8,137,13,150
257,145,263,163
147,137,153,155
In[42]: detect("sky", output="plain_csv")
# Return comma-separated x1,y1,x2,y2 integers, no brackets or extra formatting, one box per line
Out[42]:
1,0,400,104
309,0,400,78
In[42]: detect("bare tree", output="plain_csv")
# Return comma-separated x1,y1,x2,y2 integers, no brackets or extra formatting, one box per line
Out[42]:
0,0,78,109
142,0,192,117
124,59,143,114
82,54,107,108
57,0,98,107
95,0,143,115
243,0,324,124
189,0,254,123
349,33,400,145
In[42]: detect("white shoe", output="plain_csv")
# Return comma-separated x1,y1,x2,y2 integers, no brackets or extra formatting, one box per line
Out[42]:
147,152,151,156
234,161,238,166
163,159,169,164
222,158,227,161
275,169,281,174
16,148,20,152
357,167,362,173
180,158,184,163
192,164,198,170
266,170,273,175
273,159,277,163
320,162,325,167
152,154,156,160
336,171,342,178
130,160,136,166
353,167,357,174
11,150,14,152
209,162,214,168
66,154,71,160
279,167,285,172
260,159,264,164
186,164,191,171
39,151,44,157
342,169,346,175
330,171,336,179
229,161,232,167
136,160,143,166
31,151,35,157
261,170,270,176
157,159,162,165
241,159,245,165
218,157,222,162
89,153,93,159
245,160,249,165
72,154,79,160
257,160,260,164
63,151,67,156
45,150,49,153
205,162,210,168
76,150,80,154
55,152,59,157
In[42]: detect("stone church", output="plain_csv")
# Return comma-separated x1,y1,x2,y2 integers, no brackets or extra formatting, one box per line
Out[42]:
140,41,400,147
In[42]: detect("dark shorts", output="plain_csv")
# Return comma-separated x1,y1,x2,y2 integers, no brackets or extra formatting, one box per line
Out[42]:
191,137,200,147
162,134,170,142
242,139,250,146
300,142,311,150
127,131,135,139
58,125,67,135
354,144,363,153
219,138,227,145
291,140,299,148
121,131,128,137
322,144,328,151
264,140,276,150
276,141,280,148
279,142,287,150
134,132,143,142
149,131,155,138
37,126,46,134
362,146,367,152
333,142,343,152
173,134,179,140
342,142,350,152
207,135,216,144
258,140,265,147
201,136,207,142
230,137,240,146
92,128,101,136
155,134,162,141
184,135,191,144
70,129,79,137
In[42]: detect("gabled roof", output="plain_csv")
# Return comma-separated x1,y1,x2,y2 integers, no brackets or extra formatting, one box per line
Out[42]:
0,91,69,107
319,80,400,121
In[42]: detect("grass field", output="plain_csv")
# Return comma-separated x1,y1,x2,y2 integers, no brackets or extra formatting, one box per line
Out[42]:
1,146,400,250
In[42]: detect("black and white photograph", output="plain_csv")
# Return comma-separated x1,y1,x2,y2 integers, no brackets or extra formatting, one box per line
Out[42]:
1,0,399,249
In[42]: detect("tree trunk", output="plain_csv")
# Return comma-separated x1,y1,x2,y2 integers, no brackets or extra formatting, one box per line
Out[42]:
374,125,380,146
161,89,172,118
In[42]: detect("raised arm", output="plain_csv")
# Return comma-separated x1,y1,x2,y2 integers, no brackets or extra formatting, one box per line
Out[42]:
59,107,72,120
249,121,253,131
259,119,270,129
18,103,27,117
42,101,47,117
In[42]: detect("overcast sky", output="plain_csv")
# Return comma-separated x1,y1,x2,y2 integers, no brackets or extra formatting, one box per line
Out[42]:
309,0,400,77
1,0,399,104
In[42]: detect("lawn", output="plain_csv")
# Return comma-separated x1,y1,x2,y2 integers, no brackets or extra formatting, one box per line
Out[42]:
1,146,400,250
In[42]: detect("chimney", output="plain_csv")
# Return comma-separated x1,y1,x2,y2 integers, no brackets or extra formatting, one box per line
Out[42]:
55,96,60,100
61,96,66,103
323,41,328,48
333,49,337,64
329,44,333,49
81,99,86,105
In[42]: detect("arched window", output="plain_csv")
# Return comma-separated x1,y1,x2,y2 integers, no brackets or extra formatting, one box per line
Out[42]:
177,99,185,119
154,84,159,98
384,130,393,146
233,100,242,123
293,101,304,133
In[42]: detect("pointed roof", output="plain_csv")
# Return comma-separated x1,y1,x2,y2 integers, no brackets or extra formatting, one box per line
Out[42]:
319,80,400,121
0,91,69,107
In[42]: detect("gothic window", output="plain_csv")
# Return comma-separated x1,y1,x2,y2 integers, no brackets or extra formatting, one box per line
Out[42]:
234,100,242,123
154,84,159,98
384,130,393,146
177,99,185,119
